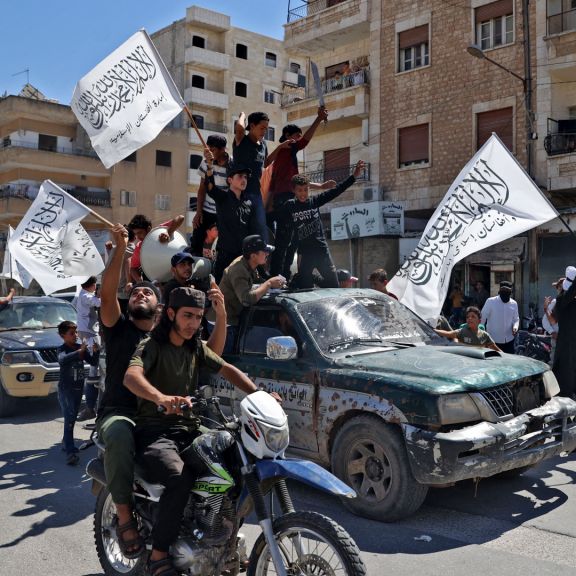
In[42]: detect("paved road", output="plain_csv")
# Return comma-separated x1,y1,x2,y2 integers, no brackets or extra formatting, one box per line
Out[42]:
1,397,575,575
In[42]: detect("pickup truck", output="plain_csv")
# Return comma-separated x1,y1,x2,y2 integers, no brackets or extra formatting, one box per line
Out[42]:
211,288,576,521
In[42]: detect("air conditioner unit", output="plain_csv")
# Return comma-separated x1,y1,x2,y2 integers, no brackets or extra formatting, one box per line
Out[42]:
363,187,379,202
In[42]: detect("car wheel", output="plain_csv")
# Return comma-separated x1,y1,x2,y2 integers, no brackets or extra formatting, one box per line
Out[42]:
0,382,17,418
331,415,428,521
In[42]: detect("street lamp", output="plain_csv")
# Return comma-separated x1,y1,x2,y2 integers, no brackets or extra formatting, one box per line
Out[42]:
466,44,527,88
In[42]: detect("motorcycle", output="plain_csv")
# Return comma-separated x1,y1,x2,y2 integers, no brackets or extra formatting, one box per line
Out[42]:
87,389,367,576
514,330,551,364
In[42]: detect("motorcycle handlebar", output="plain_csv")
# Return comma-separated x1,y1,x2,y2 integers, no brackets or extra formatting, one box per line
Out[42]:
156,397,209,415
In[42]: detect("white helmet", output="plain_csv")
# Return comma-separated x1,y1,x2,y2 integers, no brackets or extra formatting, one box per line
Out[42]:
240,391,289,459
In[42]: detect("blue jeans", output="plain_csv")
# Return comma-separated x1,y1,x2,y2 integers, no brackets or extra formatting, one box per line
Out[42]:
247,191,268,243
58,383,83,454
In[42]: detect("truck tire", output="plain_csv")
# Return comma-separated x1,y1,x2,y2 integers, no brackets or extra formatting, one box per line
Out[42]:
331,415,428,521
0,382,17,418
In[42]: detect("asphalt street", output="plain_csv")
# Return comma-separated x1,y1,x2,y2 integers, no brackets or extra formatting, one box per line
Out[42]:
1,396,575,576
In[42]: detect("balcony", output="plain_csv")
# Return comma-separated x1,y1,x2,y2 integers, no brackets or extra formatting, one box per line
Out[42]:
185,46,229,71
189,122,228,146
184,86,229,110
544,119,576,156
282,69,369,125
302,162,370,184
284,0,370,53
0,138,98,159
547,7,576,35
186,6,230,31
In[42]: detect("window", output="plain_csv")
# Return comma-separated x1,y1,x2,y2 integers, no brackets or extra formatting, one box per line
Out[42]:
235,82,247,98
192,35,205,48
324,147,350,181
236,43,248,59
475,0,514,50
156,150,172,167
265,127,276,142
548,0,576,34
398,25,429,72
189,154,203,169
265,52,277,68
290,62,301,74
120,190,136,207
155,195,171,211
241,308,285,355
191,114,204,130
123,151,137,162
477,107,513,150
191,75,205,89
264,90,275,104
38,134,57,152
398,124,429,167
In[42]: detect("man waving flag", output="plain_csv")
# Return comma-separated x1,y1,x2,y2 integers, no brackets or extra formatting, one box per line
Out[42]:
387,134,559,321
71,29,185,168
9,180,104,294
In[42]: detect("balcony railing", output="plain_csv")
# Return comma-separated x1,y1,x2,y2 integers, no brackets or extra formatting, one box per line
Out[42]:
547,8,576,35
287,0,349,22
302,162,370,184
544,117,576,156
190,121,228,134
281,68,369,107
0,138,98,159
0,183,111,207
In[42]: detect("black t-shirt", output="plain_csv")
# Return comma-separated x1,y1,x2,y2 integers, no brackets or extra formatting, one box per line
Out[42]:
206,182,254,254
232,134,267,195
98,314,149,418
280,176,355,250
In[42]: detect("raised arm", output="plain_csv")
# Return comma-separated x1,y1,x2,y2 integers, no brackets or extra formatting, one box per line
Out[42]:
302,106,328,141
234,112,246,146
100,224,128,328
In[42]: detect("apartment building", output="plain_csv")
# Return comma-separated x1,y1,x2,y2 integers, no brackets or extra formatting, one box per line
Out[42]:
533,0,576,299
283,0,386,280
152,5,294,232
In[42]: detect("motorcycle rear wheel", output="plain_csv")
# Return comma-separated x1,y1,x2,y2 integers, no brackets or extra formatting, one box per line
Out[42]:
94,487,147,576
247,511,366,576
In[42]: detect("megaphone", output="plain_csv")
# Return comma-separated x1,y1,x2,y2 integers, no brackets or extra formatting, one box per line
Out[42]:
140,226,188,283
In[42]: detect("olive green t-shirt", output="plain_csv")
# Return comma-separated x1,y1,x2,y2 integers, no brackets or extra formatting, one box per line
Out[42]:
456,325,495,347
129,336,225,428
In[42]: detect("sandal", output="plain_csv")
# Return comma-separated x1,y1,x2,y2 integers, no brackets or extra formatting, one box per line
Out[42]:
147,556,179,576
115,516,145,559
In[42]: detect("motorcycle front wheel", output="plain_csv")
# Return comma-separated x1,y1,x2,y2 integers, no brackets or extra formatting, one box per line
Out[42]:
94,487,147,576
247,511,366,576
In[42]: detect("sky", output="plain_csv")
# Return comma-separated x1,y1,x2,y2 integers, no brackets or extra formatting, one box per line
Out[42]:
0,1,287,104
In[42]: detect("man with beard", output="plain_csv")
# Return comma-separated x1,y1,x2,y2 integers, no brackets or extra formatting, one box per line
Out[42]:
481,281,519,354
124,288,263,576
97,225,226,560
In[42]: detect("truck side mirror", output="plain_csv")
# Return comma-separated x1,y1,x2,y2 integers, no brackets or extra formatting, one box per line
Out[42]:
267,336,298,360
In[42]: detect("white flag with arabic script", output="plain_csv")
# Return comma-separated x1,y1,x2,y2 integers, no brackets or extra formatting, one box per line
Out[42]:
387,134,558,321
71,29,185,168
0,227,33,289
8,180,105,294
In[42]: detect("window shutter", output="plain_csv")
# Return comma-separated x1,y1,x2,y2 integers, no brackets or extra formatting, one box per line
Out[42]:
399,124,429,164
477,107,513,150
476,0,513,24
398,25,429,50
324,147,350,180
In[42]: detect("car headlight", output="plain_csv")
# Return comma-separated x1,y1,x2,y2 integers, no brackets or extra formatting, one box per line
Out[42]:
437,394,481,425
2,351,39,365
260,421,290,454
542,370,560,398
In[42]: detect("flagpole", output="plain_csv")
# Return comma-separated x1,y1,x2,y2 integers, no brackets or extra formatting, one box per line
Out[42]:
84,206,114,228
184,105,207,149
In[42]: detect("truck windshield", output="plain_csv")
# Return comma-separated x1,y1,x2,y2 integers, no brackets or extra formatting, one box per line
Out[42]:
296,296,442,354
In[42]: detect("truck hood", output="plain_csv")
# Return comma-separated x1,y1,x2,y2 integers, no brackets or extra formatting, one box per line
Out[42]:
0,329,61,351
336,344,548,394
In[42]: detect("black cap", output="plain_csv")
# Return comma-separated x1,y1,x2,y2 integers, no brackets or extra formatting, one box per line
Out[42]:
171,251,194,267
206,134,227,148
242,235,275,257
279,124,302,143
499,280,513,290
168,287,205,310
228,163,252,178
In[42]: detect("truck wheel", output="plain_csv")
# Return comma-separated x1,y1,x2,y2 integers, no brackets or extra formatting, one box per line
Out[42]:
331,416,428,521
0,383,17,418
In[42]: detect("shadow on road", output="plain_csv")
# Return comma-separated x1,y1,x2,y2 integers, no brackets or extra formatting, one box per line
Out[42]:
0,442,95,549
2,394,61,424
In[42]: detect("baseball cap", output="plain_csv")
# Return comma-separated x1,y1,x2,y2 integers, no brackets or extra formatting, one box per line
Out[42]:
499,280,513,290
562,266,576,291
171,251,194,267
228,163,252,178
337,269,358,283
206,134,227,149
242,235,274,257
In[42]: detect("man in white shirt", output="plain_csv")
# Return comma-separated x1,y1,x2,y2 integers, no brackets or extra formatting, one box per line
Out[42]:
76,276,101,420
481,281,519,354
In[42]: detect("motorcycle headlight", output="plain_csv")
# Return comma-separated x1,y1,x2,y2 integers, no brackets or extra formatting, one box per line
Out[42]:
437,394,481,425
2,351,38,365
260,421,290,454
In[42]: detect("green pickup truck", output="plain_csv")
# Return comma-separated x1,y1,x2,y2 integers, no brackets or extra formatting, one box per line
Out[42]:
211,288,576,521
